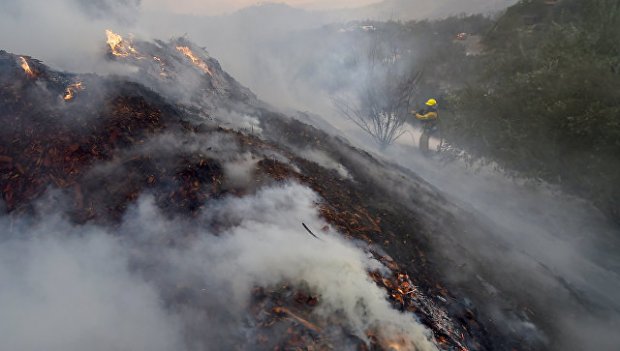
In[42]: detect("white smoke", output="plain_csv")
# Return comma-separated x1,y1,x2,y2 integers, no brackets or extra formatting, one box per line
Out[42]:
0,0,152,74
222,153,260,189
165,183,435,349
339,127,620,351
0,218,183,351
215,109,263,135
0,183,437,351
296,148,351,179
74,0,142,24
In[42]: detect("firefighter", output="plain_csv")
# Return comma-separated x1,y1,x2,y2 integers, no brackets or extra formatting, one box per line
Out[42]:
413,98,439,129
411,99,439,154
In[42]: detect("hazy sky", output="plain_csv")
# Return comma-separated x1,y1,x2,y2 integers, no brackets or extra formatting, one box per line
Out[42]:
142,0,380,15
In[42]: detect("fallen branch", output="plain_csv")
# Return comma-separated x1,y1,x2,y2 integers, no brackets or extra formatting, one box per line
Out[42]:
302,223,322,240
272,306,322,334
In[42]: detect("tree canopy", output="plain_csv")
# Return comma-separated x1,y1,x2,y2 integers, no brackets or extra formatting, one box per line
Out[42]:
443,0,620,222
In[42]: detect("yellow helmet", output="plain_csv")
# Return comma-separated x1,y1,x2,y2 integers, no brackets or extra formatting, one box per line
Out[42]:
425,98,438,107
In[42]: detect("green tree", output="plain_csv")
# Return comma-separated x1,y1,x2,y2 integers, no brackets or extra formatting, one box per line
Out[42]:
444,0,620,222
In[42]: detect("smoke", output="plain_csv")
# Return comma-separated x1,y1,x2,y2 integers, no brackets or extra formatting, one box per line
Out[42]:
0,183,437,350
73,0,142,24
339,127,620,350
0,216,183,351
0,0,511,103
158,183,436,349
130,1,516,117
296,148,351,179
215,108,263,135
222,153,260,189
0,0,149,74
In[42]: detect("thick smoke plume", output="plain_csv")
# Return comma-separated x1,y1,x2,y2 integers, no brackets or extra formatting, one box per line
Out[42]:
0,221,183,351
0,0,145,73
347,130,620,351
74,0,142,24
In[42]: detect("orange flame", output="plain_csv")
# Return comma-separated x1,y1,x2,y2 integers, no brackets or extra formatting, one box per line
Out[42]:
105,30,140,58
384,338,409,351
176,46,213,76
19,57,35,78
63,82,84,101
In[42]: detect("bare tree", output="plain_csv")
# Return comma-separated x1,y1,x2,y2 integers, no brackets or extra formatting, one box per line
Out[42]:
333,71,420,148
333,29,422,149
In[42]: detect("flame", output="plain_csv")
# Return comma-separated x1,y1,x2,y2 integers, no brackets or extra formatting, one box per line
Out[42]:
375,331,415,351
63,82,84,101
19,57,35,78
176,46,213,76
105,30,140,58
384,338,409,351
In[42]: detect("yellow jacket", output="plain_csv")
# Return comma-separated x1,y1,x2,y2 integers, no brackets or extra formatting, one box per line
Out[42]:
414,110,438,121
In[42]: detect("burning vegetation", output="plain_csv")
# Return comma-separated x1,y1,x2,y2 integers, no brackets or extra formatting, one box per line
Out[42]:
101,30,253,107
18,56,36,78
63,82,84,101
176,45,213,76
105,29,141,58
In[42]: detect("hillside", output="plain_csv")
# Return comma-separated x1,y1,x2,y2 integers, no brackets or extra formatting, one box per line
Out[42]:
0,32,517,351
331,0,518,21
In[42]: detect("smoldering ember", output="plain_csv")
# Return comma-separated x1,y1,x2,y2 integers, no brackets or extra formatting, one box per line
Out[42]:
1,2,620,351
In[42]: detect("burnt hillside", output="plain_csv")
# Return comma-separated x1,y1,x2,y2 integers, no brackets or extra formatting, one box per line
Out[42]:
0,33,545,351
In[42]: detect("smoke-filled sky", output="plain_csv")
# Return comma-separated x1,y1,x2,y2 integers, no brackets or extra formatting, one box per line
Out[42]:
142,0,380,14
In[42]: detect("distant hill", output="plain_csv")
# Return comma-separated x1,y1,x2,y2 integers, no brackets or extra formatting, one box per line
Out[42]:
231,3,325,32
141,1,519,44
329,0,519,21
141,3,328,41
142,1,518,41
